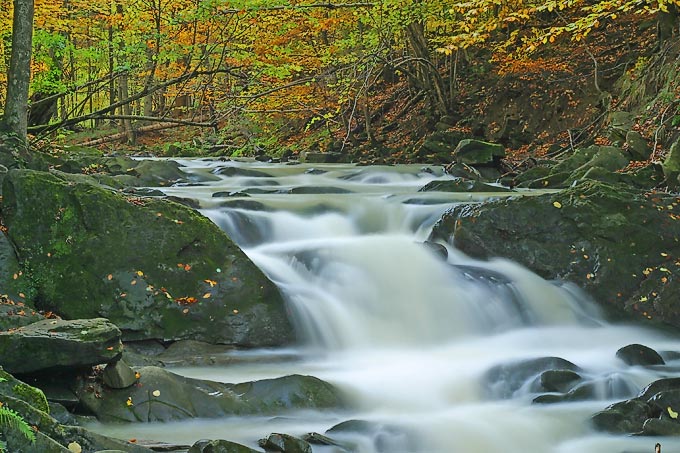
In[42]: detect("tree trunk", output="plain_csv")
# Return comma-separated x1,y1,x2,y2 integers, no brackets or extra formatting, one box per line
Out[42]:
2,0,35,142
117,72,135,144
405,22,449,117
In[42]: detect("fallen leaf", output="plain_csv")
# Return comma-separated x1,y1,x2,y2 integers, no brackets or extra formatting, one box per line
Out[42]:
152,390,161,397
202,292,211,299
552,201,562,209
107,274,113,281
184,264,192,271
669,406,678,419
67,442,82,453
204,279,217,287
175,296,198,305
126,397,133,407
135,372,141,379
136,270,144,276
233,309,239,314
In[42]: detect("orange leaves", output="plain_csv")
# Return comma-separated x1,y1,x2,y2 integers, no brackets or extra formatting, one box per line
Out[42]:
174,296,199,305
177,263,192,271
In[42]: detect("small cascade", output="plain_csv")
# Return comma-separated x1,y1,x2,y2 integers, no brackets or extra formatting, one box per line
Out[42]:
108,159,680,453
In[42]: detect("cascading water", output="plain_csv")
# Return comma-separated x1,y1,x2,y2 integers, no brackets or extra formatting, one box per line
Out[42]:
92,159,680,452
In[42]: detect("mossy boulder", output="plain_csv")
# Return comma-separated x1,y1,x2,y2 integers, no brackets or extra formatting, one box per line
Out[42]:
1,169,293,345
75,366,345,422
512,145,662,190
0,231,26,304
0,318,123,374
51,154,194,188
452,139,505,166
189,439,260,453
430,180,680,325
258,433,311,453
0,369,152,452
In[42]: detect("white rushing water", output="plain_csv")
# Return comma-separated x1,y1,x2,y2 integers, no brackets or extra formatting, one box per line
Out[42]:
95,159,680,452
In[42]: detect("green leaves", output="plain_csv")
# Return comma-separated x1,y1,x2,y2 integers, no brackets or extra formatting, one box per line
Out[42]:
0,405,36,446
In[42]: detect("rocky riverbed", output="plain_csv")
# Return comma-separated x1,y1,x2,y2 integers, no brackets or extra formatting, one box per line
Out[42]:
3,133,680,452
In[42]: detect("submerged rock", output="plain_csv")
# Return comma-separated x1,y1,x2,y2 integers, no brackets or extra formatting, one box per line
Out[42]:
592,378,680,436
0,318,122,374
75,367,344,422
326,419,420,453
1,169,293,346
483,356,581,398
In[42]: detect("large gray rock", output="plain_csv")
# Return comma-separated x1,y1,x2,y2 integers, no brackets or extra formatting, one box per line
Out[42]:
1,169,293,346
102,360,138,389
430,180,680,326
616,344,665,366
75,366,345,422
0,318,123,374
419,179,512,193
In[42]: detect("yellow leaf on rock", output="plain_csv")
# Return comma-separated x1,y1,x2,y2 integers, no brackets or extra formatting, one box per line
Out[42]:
669,406,678,419
553,201,562,209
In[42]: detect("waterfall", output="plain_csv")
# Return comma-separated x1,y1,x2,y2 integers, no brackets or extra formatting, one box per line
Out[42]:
116,159,680,453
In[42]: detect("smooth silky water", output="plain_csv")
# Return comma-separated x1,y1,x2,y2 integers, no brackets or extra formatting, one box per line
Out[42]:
89,159,680,452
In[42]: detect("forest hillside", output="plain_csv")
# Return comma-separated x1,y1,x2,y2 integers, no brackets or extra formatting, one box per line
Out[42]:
0,0,678,170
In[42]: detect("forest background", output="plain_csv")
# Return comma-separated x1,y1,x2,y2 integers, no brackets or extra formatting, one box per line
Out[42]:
0,0,679,166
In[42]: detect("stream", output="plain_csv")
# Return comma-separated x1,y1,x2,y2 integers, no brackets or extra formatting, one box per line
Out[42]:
90,160,680,452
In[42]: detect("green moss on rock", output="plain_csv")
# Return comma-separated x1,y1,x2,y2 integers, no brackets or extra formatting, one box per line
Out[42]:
430,180,680,326
1,169,293,346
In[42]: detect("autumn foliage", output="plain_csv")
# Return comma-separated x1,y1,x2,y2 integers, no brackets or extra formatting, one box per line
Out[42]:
0,0,678,152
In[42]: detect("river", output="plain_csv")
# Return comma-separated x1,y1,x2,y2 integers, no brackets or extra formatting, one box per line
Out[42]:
90,159,680,452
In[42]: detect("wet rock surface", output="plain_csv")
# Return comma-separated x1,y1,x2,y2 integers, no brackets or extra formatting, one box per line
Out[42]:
430,179,680,326
0,318,122,374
